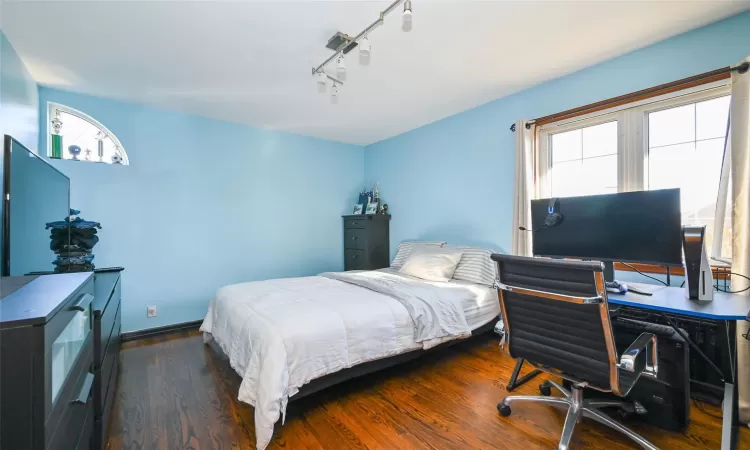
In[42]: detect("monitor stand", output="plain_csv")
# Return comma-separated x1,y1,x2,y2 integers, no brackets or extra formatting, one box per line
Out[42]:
602,261,653,296
603,261,615,282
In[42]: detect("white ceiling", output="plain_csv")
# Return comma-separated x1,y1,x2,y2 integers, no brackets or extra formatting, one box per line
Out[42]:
2,1,749,146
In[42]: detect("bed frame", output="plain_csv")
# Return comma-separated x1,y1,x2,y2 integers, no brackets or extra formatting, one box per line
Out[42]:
290,320,496,401
206,320,497,433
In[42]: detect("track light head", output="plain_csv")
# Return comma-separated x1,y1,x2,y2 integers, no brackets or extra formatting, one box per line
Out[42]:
402,0,412,32
331,83,339,104
316,72,328,93
336,55,347,80
359,35,371,66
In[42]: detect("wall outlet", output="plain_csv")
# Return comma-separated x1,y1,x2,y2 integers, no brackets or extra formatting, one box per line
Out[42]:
147,305,157,318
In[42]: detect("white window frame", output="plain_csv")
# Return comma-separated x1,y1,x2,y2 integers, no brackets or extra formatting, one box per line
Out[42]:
536,80,731,258
46,102,130,165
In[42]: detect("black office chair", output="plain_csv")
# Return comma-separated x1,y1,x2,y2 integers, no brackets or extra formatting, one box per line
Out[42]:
491,254,659,450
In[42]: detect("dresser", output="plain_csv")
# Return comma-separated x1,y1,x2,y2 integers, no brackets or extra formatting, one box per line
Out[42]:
343,214,391,270
0,273,97,450
0,269,123,450
92,268,122,450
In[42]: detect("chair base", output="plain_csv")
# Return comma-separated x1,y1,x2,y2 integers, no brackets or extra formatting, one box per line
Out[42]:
498,381,658,450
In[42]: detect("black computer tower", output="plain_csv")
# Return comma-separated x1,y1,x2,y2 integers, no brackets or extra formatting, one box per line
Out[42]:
612,318,691,431
569,317,691,432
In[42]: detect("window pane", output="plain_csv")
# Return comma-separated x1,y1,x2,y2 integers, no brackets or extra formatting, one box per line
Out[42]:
649,103,695,148
648,142,695,191
552,129,582,163
696,96,730,141
649,141,721,220
551,155,617,198
583,121,617,158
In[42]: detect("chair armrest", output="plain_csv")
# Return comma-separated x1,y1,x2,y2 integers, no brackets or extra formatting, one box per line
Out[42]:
617,332,658,379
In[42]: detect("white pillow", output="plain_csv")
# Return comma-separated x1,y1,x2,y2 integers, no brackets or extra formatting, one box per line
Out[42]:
390,241,446,270
447,246,498,287
399,247,463,282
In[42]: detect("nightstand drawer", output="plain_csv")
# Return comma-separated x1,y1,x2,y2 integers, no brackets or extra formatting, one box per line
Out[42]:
344,217,366,229
344,228,367,250
345,249,366,270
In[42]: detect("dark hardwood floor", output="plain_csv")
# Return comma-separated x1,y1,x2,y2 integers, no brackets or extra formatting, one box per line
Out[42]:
107,329,748,449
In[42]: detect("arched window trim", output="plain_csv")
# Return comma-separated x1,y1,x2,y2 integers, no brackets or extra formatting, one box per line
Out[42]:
46,102,130,165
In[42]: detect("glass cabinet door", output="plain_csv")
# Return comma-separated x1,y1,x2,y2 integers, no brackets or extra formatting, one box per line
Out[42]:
50,296,93,404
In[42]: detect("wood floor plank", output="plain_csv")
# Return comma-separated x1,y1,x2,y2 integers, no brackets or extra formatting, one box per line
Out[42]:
107,329,749,450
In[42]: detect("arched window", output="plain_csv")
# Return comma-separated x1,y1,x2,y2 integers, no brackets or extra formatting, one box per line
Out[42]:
47,102,129,165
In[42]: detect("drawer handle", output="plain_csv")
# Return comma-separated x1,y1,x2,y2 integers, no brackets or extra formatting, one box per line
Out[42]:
352,255,358,259
70,293,94,312
352,236,357,240
72,372,95,405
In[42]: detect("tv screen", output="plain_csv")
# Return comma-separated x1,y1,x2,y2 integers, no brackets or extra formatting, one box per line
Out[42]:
2,135,70,276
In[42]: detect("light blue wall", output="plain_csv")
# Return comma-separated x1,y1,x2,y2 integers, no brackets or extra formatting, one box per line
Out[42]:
1,30,40,274
365,11,750,287
39,88,364,332
0,31,39,151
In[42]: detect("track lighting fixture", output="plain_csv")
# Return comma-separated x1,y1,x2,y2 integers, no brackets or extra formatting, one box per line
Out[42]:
311,0,413,95
316,72,327,93
331,83,339,104
402,0,412,32
359,35,371,66
336,54,347,80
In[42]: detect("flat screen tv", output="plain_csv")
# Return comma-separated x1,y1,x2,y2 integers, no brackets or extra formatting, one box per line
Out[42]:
1,135,70,276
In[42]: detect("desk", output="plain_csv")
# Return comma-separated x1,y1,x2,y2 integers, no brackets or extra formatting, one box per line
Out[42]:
609,286,750,450
608,286,750,320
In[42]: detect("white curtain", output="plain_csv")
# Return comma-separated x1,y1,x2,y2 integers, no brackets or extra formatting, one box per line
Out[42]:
730,56,750,424
511,120,535,256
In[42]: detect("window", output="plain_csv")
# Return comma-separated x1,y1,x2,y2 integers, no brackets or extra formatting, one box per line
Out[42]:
47,103,129,165
549,121,618,197
538,83,731,259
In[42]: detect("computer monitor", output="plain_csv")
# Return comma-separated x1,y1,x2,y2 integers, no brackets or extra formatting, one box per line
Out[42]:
531,188,682,280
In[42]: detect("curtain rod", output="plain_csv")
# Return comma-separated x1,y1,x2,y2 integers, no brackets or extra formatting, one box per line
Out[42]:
510,62,749,132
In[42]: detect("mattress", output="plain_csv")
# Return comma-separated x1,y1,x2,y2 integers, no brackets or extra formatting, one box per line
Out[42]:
451,278,502,329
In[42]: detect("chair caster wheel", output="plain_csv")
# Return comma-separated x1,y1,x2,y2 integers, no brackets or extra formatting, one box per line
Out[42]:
539,382,552,396
497,402,511,417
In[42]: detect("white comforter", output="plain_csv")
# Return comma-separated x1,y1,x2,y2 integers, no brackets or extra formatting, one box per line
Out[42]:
200,270,476,450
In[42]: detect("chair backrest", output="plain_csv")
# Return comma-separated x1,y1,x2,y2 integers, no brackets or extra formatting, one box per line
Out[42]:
491,254,619,393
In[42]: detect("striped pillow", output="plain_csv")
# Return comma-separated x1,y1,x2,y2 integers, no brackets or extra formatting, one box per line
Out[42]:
448,246,498,287
390,241,446,270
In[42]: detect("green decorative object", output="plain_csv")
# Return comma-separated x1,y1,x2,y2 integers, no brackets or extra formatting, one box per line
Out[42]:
50,134,63,159
50,113,63,159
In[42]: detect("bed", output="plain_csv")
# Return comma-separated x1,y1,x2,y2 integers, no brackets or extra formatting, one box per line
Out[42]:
200,246,501,450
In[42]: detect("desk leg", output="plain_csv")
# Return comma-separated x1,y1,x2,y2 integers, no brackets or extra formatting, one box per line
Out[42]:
720,320,739,450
